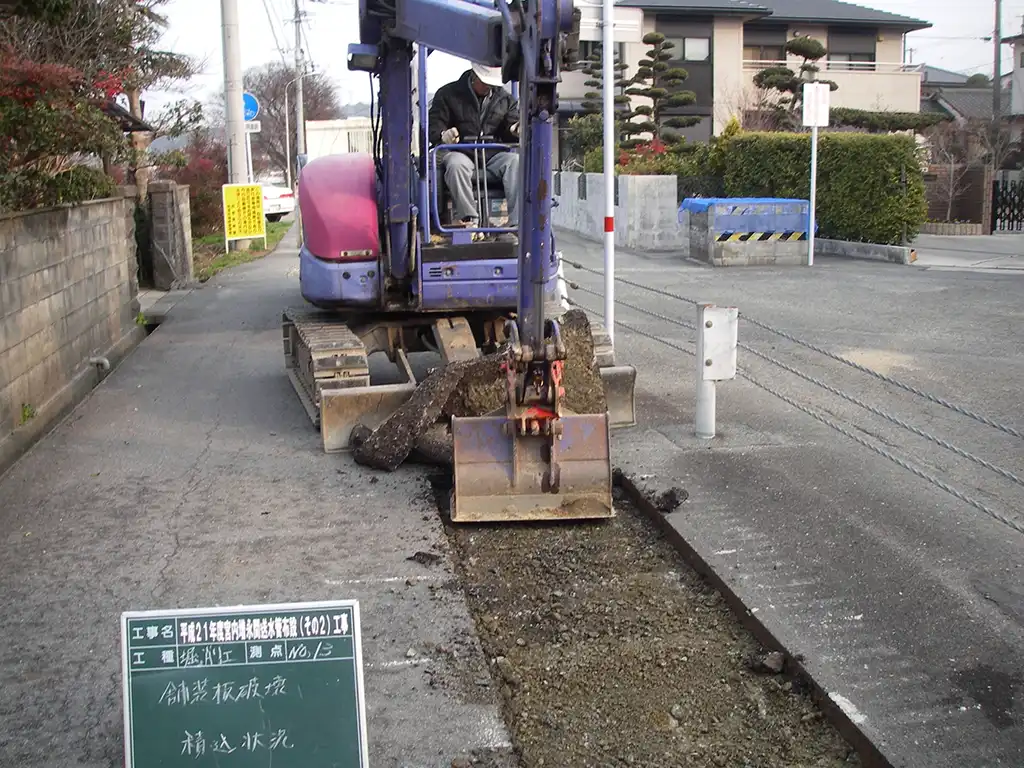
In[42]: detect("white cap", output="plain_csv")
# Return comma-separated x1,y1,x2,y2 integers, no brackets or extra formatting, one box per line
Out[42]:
471,62,503,87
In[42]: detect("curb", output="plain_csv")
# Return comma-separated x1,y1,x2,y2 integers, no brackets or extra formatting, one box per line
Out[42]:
614,469,894,768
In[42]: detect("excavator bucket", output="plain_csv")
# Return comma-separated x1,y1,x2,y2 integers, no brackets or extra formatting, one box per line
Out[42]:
449,409,614,523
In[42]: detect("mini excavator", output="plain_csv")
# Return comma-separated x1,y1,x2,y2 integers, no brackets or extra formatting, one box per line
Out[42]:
282,0,637,522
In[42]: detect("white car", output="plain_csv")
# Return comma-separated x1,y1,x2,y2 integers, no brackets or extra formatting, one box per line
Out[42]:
262,185,295,222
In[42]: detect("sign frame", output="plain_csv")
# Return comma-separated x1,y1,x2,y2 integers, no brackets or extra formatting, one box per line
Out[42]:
244,120,262,134
801,81,831,128
120,599,369,768
243,91,260,122
221,183,267,251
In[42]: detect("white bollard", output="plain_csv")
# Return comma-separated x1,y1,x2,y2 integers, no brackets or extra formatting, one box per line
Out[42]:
695,303,739,439
556,252,569,311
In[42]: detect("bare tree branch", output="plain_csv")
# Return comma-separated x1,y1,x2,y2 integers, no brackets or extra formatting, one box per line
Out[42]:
242,62,344,177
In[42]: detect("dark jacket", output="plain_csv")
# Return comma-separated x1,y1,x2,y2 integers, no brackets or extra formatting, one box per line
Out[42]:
428,69,519,159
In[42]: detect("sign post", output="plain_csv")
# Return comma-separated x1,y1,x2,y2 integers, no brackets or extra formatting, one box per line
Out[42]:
244,121,261,185
243,92,260,186
221,183,267,252
802,82,830,267
121,600,369,767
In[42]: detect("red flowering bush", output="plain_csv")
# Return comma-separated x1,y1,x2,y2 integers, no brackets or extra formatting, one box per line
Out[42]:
157,127,228,235
0,46,127,212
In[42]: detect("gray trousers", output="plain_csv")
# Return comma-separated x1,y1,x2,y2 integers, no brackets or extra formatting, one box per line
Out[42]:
441,150,519,226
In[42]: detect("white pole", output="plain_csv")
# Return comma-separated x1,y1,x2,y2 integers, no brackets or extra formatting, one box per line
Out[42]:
220,0,249,249
294,0,306,159
695,304,715,439
602,0,615,344
245,131,253,183
808,123,818,266
285,86,292,189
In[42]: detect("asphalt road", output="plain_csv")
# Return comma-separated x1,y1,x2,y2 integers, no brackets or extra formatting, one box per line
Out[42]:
0,226,514,768
557,229,1024,767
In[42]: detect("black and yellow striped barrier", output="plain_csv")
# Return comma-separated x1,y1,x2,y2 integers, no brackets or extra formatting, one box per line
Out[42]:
715,231,808,242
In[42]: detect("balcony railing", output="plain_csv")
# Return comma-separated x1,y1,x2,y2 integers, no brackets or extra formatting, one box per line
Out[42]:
742,59,922,74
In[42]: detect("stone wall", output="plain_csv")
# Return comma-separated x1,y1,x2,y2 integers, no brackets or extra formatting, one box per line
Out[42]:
551,172,688,252
147,181,194,290
0,194,147,476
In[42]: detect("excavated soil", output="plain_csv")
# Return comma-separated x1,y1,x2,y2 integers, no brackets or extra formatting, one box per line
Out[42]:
431,479,859,768
355,309,608,472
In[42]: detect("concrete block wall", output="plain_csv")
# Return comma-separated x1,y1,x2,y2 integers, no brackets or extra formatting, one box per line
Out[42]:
0,195,146,475
552,172,688,253
149,181,194,290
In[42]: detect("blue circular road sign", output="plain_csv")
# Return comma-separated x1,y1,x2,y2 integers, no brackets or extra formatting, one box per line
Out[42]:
243,91,260,121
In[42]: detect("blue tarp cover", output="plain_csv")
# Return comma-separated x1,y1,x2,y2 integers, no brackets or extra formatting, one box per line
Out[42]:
679,197,812,233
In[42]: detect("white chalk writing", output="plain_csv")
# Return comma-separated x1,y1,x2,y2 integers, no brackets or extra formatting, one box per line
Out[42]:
179,728,294,758
158,676,288,707
181,730,205,757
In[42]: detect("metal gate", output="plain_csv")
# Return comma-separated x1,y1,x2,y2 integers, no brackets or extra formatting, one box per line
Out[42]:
991,178,1024,232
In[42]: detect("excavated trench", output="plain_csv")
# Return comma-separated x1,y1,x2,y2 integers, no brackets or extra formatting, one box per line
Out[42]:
428,473,861,768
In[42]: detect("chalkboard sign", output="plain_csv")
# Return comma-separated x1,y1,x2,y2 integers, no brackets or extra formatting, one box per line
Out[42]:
120,600,368,767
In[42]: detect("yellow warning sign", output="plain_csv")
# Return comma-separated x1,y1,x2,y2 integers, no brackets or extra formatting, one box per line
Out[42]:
222,184,267,250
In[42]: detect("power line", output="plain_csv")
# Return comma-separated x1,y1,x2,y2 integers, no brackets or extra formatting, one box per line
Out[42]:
261,0,290,67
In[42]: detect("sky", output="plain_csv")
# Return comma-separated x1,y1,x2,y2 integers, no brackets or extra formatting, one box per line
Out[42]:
146,0,1024,117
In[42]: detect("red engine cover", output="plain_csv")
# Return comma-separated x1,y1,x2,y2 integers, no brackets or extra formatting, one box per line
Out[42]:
299,153,380,262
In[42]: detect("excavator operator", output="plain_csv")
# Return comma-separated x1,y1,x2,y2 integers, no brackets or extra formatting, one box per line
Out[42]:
428,62,520,243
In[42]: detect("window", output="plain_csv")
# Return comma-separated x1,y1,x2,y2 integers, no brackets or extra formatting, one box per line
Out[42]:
743,44,785,62
827,28,877,71
579,41,599,62
577,41,627,66
663,37,710,61
828,52,876,71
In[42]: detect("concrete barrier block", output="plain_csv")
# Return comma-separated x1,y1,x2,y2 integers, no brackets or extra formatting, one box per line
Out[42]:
815,238,912,264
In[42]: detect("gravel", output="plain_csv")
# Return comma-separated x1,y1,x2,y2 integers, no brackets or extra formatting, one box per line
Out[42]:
429,478,860,768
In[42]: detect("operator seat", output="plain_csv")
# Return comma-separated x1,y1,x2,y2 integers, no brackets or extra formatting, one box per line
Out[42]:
431,140,512,229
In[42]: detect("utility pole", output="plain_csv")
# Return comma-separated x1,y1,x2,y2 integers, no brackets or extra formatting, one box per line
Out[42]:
294,0,306,178
221,0,250,250
994,0,1003,120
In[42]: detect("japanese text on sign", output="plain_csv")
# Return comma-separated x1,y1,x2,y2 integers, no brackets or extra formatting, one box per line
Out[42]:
222,184,266,244
121,601,368,768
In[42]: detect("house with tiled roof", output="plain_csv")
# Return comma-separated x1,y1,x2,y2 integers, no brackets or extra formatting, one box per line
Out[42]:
560,0,930,145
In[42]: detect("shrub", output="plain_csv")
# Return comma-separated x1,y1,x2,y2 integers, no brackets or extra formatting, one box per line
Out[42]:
0,165,118,211
580,139,723,200
0,50,125,212
721,131,926,244
157,127,228,235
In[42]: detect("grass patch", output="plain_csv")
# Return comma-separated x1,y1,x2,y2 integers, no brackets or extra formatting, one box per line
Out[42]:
193,219,294,282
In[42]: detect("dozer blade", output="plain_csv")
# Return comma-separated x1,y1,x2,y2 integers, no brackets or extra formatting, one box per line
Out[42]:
321,348,417,452
600,365,637,428
450,412,614,523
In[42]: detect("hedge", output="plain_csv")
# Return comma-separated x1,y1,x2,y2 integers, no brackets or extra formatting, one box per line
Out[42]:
720,132,927,245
